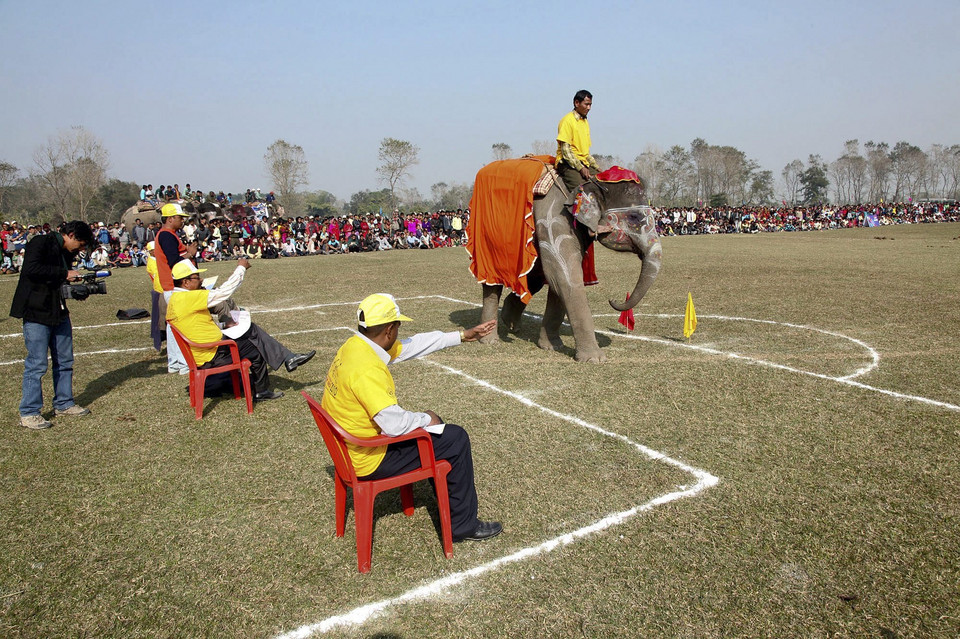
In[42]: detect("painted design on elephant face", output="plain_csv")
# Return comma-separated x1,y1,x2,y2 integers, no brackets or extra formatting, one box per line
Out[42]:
604,212,629,244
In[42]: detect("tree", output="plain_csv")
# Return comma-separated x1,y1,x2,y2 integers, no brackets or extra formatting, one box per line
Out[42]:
303,190,342,219
491,143,512,161
864,141,891,202
781,159,804,205
89,179,139,223
264,139,309,215
593,154,622,171
431,181,472,210
348,188,393,216
33,126,110,222
888,141,926,200
0,161,18,215
746,169,775,205
376,138,419,211
799,155,829,204
530,139,554,156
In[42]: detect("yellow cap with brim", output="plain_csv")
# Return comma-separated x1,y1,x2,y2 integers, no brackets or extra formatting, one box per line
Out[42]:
357,293,412,328
161,203,189,217
170,261,207,280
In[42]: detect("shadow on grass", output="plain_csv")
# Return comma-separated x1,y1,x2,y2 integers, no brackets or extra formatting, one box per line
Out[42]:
74,355,168,407
446,307,612,356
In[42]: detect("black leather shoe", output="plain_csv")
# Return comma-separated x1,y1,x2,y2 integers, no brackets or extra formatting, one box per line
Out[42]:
453,520,503,542
254,390,284,402
284,350,316,372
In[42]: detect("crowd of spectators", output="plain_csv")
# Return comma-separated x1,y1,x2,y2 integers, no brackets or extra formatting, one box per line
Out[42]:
654,201,959,236
2,199,957,275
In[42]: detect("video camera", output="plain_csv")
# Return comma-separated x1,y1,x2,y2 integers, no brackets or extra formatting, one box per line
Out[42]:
61,270,111,300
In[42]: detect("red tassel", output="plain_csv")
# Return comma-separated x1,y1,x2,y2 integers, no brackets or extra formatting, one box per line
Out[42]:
618,294,634,331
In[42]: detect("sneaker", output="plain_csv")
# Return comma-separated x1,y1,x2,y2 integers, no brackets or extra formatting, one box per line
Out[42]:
21,414,53,430
54,405,91,417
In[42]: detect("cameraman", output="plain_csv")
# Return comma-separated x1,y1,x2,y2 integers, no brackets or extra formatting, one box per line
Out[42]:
10,220,95,430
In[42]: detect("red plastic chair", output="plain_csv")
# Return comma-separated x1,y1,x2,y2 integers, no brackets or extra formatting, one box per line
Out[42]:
302,391,454,573
168,321,254,420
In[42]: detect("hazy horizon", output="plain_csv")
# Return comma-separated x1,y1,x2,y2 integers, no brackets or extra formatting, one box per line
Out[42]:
2,0,958,203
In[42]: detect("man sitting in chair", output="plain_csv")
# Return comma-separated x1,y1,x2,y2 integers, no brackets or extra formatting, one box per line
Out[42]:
166,258,315,402
321,293,502,542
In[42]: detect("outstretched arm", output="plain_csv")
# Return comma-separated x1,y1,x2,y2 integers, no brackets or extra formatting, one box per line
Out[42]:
390,319,498,363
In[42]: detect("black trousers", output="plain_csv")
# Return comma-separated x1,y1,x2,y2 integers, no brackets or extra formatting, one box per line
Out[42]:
365,424,479,538
202,322,292,393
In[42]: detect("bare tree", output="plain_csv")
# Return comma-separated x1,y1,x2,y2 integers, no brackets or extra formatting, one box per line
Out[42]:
0,161,18,215
889,141,926,200
33,126,109,222
864,141,891,202
781,159,803,205
632,145,662,204
491,143,512,161
264,139,309,215
377,137,419,211
530,139,554,156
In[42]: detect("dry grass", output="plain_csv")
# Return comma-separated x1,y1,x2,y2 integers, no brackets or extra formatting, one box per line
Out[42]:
1,223,959,638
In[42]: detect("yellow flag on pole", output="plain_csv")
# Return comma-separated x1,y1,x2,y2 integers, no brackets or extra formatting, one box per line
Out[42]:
683,292,697,339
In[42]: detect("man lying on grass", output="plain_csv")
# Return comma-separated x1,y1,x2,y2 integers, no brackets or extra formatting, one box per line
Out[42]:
322,293,503,542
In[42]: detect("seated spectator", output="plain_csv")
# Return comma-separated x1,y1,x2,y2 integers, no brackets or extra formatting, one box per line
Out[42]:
166,259,315,402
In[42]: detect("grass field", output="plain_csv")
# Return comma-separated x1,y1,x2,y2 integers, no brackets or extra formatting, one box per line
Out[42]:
1,222,959,638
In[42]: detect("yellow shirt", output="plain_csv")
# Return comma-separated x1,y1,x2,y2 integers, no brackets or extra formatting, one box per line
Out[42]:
555,110,592,167
166,289,222,366
322,334,403,476
146,256,162,293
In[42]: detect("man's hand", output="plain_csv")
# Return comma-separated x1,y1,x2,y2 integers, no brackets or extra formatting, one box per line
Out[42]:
66,270,81,281
424,410,443,425
184,242,199,258
580,166,592,181
237,257,251,269
461,319,497,342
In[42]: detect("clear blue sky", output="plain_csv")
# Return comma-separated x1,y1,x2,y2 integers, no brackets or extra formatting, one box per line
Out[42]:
2,0,958,202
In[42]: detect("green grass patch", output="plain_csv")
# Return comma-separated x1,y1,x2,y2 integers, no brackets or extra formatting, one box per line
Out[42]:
1,224,959,637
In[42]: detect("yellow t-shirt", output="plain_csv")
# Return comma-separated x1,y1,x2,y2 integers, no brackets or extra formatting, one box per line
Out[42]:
555,111,592,166
166,289,222,366
146,256,163,293
322,335,404,477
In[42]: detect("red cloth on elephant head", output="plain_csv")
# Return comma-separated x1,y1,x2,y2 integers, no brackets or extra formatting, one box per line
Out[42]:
596,166,642,183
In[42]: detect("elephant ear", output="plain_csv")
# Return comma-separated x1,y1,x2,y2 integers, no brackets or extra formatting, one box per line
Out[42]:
572,187,603,234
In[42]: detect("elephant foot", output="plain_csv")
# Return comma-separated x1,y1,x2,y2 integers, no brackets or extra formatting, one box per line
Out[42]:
575,349,607,364
479,333,499,345
501,294,526,334
538,335,564,352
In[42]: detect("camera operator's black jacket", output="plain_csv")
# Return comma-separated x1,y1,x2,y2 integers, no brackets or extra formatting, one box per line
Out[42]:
9,233,71,326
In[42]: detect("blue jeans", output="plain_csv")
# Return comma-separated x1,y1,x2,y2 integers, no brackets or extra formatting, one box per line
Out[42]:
20,318,76,416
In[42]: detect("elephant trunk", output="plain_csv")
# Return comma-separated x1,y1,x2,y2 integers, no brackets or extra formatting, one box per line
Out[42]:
600,210,663,312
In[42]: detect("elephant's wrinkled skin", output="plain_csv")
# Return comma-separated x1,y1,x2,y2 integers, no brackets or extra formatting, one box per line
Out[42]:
479,179,662,363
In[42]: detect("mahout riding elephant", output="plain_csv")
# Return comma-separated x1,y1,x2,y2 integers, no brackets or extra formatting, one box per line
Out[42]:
469,162,662,363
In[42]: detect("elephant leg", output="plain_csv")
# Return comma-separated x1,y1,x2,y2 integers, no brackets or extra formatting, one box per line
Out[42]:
480,284,502,344
501,292,526,334
537,287,566,352
536,235,606,363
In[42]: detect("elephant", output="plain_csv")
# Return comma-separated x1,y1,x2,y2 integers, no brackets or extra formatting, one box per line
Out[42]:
471,166,662,363
120,201,227,235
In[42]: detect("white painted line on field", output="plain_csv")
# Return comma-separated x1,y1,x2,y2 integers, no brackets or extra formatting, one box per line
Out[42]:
0,319,151,338
594,312,881,380
0,346,154,367
275,356,718,638
434,295,959,413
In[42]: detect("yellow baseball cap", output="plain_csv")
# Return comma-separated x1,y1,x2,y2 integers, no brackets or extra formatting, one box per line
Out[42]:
161,203,189,217
170,261,207,280
357,293,412,328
